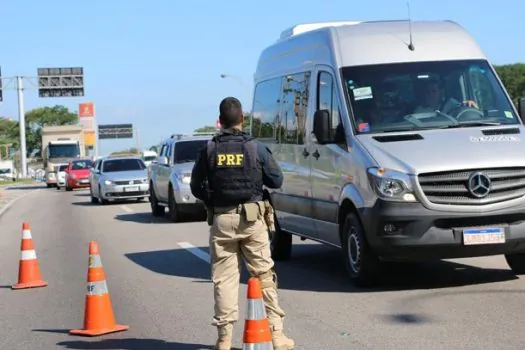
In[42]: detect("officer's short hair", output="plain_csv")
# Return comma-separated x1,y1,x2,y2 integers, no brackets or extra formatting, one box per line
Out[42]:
219,97,243,128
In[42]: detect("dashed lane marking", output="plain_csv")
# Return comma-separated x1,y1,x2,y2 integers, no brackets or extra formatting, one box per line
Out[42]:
120,205,134,213
177,242,210,264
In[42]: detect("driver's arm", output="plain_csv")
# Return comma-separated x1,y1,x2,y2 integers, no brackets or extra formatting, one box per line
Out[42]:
463,100,479,109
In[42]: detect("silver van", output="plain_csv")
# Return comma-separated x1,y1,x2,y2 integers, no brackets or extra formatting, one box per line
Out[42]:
249,20,525,286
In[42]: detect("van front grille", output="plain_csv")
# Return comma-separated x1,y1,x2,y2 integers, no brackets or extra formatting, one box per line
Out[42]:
417,168,525,206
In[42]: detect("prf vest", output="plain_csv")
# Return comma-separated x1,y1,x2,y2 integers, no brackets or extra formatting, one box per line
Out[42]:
206,133,263,207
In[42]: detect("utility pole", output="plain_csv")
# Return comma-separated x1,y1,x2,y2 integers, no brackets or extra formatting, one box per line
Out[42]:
16,76,27,177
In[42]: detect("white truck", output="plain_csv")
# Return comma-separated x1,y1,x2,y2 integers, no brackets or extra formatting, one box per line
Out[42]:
41,125,85,188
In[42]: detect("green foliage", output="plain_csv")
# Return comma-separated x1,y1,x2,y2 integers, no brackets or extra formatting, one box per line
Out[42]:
24,105,78,157
149,145,159,153
0,117,19,158
193,125,217,133
494,63,525,106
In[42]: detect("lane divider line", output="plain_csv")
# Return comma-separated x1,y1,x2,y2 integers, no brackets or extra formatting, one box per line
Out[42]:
177,242,210,264
120,205,133,213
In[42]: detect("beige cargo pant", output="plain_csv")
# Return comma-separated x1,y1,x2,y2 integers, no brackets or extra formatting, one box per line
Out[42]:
209,203,286,330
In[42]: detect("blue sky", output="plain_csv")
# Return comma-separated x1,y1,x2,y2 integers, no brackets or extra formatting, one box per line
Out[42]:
1,0,523,155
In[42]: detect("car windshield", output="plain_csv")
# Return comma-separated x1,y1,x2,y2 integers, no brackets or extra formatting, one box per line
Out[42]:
102,158,145,172
342,59,520,134
71,160,92,170
58,165,68,172
173,140,208,164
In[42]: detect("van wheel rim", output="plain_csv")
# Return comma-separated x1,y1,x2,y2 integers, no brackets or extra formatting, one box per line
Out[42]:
348,227,361,274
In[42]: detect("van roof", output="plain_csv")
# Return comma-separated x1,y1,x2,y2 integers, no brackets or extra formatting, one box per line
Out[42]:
255,20,486,80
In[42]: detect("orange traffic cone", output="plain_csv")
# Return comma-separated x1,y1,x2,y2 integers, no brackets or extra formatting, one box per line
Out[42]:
12,222,48,290
242,277,273,349
70,241,129,336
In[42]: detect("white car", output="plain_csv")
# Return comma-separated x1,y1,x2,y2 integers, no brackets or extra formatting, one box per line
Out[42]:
56,164,68,190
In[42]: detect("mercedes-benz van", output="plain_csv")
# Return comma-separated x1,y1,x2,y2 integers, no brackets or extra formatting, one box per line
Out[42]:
249,19,525,286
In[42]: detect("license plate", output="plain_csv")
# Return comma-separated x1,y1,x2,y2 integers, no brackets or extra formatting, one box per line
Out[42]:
80,179,89,183
463,227,505,246
124,186,139,192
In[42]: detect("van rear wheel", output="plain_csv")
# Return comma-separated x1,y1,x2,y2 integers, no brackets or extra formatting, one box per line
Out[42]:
341,212,381,287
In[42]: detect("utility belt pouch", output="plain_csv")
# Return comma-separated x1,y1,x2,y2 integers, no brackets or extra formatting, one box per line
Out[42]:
242,203,260,222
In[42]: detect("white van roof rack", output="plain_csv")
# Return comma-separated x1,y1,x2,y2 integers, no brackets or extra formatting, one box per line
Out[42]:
279,21,362,40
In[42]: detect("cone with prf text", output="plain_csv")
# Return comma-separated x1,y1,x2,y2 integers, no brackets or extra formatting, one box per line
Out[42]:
12,222,48,290
70,241,129,336
242,277,273,349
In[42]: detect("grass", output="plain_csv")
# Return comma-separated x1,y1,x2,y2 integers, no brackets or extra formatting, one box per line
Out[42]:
0,178,39,188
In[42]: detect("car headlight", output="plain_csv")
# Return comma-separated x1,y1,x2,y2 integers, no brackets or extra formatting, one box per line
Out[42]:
141,178,148,184
104,179,113,185
176,173,191,185
367,167,417,202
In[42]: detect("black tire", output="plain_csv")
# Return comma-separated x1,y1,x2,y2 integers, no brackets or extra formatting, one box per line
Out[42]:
168,186,179,222
46,184,51,188
66,185,73,191
149,184,164,217
505,253,525,274
98,185,108,205
269,214,292,261
341,212,382,287
56,185,61,191
90,188,98,204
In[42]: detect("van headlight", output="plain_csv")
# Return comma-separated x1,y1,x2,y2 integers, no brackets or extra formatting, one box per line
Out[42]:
104,180,113,185
367,167,417,202
175,172,191,184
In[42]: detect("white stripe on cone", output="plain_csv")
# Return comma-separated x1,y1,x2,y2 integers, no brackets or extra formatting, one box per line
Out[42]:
21,250,37,260
22,229,32,239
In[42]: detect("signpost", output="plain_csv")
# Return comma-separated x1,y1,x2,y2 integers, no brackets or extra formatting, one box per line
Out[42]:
0,66,85,177
37,67,84,98
98,124,134,139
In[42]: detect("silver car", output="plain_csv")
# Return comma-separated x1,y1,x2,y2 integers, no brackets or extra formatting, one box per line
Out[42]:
148,134,211,221
89,156,149,205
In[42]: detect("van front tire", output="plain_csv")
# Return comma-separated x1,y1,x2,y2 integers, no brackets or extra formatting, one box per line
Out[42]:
505,253,525,274
269,217,292,261
341,212,381,287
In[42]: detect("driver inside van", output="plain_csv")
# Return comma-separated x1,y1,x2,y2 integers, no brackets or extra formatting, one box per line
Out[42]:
413,79,479,114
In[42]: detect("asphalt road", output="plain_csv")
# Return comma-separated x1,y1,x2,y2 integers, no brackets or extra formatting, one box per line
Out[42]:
1,186,525,349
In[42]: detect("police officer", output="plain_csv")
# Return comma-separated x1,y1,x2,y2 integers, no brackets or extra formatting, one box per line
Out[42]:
190,97,295,350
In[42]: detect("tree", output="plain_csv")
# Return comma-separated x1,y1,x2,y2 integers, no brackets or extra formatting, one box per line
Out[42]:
149,145,159,153
194,125,216,133
0,117,18,159
15,105,78,157
494,63,525,106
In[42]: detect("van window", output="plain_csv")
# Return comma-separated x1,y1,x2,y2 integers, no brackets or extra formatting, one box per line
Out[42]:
251,77,282,142
317,71,345,146
252,72,311,145
341,59,520,134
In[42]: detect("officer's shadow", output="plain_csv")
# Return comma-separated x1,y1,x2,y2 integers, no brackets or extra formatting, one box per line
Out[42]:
56,338,242,350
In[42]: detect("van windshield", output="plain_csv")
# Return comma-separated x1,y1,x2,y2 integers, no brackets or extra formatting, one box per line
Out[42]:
341,59,520,134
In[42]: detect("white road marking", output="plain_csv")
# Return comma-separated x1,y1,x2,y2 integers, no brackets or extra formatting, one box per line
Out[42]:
0,189,40,220
178,242,210,264
120,205,133,213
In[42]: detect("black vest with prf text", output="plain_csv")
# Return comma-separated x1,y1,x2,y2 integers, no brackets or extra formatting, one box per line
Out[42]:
206,131,263,207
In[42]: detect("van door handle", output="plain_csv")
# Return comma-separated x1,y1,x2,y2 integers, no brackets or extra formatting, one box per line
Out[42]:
302,149,309,158
312,150,320,160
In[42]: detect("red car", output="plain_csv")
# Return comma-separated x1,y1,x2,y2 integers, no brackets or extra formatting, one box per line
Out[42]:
65,159,93,191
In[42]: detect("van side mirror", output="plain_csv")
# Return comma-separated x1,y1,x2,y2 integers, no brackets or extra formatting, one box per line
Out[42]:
313,109,331,144
519,97,525,119
157,156,169,166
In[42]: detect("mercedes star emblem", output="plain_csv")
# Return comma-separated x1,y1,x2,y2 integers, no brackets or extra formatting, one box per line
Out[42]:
467,172,491,198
